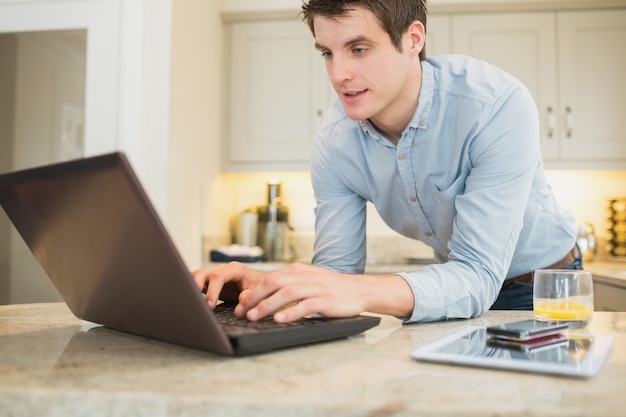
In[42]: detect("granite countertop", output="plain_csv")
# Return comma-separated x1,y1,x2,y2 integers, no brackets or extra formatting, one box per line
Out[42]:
1,303,626,416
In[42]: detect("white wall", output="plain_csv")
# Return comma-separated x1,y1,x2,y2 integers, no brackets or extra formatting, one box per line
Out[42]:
221,0,300,13
167,0,223,269
0,0,176,303
545,171,626,239
208,170,626,258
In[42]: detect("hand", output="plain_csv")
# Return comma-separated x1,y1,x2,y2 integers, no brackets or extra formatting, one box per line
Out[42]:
192,262,414,323
236,263,370,323
191,261,265,309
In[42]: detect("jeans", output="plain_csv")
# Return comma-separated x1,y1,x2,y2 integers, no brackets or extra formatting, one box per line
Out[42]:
490,244,584,311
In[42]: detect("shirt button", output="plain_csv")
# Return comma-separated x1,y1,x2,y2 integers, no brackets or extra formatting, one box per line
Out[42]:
398,153,406,161
419,120,425,127
409,196,417,203
425,232,433,237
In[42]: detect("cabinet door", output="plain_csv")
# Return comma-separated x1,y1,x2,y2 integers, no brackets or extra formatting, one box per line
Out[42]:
426,15,451,55
452,13,559,158
593,280,626,311
557,10,626,161
227,19,327,168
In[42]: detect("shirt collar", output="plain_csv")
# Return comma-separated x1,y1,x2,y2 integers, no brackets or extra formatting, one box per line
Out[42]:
411,59,434,131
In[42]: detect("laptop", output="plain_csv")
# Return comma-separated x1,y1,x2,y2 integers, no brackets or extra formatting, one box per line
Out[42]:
0,152,380,356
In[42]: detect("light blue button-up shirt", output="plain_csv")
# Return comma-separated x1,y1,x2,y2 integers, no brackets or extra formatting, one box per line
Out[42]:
310,55,577,323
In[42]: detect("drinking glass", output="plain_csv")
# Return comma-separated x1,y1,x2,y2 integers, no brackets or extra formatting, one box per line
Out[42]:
533,269,594,329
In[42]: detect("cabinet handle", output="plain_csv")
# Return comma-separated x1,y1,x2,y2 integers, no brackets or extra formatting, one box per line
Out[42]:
546,106,555,139
565,106,573,138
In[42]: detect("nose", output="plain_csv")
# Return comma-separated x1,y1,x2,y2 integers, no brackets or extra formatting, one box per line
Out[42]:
326,56,353,85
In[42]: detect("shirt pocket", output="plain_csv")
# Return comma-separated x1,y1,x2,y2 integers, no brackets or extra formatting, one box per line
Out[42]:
424,172,469,246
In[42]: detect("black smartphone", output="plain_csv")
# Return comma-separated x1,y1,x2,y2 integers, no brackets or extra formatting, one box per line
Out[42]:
486,319,569,342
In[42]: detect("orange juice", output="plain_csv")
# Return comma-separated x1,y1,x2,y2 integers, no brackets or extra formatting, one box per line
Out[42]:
534,300,593,328
533,270,594,329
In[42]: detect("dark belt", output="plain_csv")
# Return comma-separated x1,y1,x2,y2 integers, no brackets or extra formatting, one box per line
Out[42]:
502,245,580,289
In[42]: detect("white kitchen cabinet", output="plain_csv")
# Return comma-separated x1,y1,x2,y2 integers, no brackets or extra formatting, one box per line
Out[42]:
225,19,329,171
451,10,626,168
557,11,626,164
224,15,450,171
425,15,451,56
224,8,626,171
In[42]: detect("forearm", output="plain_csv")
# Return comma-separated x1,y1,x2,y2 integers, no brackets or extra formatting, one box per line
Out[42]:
353,273,415,318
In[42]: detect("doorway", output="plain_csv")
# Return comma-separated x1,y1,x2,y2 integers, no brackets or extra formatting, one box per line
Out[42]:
0,0,123,305
0,0,172,304
0,30,86,304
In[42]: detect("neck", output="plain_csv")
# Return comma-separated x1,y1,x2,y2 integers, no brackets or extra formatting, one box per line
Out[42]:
369,121,402,145
369,93,420,145
370,65,422,145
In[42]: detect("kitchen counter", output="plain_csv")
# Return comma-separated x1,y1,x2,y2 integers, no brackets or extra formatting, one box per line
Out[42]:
586,260,626,311
206,260,626,286
205,261,431,274
1,303,626,416
586,260,626,288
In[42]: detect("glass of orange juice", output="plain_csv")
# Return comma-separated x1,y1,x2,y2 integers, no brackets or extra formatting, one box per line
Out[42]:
533,269,594,329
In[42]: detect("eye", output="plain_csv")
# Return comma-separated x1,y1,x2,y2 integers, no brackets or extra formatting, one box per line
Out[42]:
320,50,332,59
352,47,367,55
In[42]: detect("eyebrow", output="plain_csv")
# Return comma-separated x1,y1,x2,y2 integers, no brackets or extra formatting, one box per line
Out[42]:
315,35,370,51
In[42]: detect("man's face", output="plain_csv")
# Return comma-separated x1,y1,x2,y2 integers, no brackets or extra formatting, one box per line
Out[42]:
313,7,422,130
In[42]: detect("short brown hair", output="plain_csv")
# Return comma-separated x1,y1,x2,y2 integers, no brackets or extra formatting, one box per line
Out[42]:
301,0,428,60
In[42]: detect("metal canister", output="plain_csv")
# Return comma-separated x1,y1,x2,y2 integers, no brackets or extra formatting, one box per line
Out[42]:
236,210,258,248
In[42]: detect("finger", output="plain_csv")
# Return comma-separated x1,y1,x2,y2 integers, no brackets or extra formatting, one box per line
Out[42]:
206,262,246,306
241,279,312,321
273,298,323,323
205,270,231,309
206,262,261,309
190,268,210,292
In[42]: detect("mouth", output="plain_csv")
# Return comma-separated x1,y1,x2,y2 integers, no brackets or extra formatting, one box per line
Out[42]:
342,89,368,103
343,89,367,97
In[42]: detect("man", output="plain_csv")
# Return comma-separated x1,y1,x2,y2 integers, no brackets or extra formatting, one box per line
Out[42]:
192,0,579,324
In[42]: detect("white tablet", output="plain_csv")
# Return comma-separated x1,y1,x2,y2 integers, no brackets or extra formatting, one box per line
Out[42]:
411,326,614,378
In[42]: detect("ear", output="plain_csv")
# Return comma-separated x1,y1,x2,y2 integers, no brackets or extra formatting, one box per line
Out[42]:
406,21,426,58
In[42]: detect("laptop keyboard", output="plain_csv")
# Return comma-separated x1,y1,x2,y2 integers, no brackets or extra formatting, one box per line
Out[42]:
213,303,327,334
